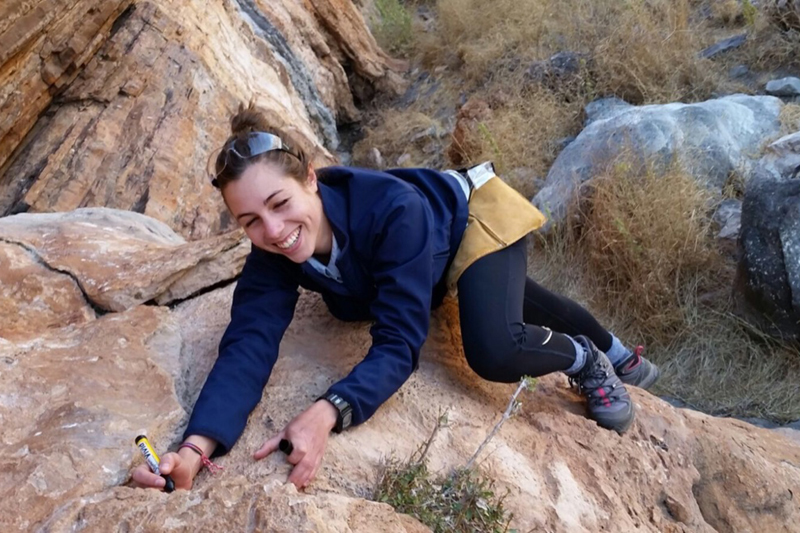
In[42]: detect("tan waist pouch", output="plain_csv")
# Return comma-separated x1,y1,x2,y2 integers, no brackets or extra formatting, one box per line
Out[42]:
447,175,547,289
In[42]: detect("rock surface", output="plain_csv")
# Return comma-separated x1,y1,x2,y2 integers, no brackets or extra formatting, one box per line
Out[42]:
735,177,800,340
2,209,800,532
699,33,747,59
0,208,249,318
754,130,800,183
713,198,742,251
766,76,800,97
533,94,783,229
0,0,404,239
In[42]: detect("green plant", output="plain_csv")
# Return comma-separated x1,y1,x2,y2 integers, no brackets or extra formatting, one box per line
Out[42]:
374,379,537,532
372,0,414,55
742,0,757,28
477,122,505,170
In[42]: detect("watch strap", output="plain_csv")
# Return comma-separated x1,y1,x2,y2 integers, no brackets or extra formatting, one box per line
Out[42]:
317,393,353,433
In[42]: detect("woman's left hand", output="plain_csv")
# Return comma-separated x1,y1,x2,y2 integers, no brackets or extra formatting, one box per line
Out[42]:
254,399,338,489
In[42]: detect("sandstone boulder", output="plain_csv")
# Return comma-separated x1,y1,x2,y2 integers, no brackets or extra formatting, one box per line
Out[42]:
533,94,783,229
0,208,248,320
1,210,799,531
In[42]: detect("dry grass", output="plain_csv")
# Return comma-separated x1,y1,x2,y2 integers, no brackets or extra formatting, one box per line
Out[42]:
723,3,800,72
528,157,800,422
581,159,723,340
352,110,445,168
452,87,582,198
779,103,800,136
424,0,723,104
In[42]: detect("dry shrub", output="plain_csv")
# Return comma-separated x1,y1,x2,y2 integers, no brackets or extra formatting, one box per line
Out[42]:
765,0,800,31
730,3,800,72
657,310,800,421
581,158,722,341
708,0,745,26
779,103,800,136
591,1,719,103
527,158,800,421
446,87,581,197
352,110,443,168
423,0,721,104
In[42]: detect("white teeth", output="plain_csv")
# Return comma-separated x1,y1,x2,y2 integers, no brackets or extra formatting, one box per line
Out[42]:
276,227,300,249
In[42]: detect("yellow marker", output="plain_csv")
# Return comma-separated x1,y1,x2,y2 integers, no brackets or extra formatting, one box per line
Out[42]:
135,435,175,493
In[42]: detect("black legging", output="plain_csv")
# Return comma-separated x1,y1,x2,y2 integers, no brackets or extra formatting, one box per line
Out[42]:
457,237,613,382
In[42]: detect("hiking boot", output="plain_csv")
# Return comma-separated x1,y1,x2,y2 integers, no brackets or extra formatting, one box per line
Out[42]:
614,346,660,390
571,335,635,433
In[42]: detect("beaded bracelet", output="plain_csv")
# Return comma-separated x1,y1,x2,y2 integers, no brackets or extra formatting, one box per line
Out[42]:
178,442,224,474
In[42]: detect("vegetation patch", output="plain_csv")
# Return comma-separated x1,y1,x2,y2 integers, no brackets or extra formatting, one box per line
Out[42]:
369,0,414,56
528,156,800,422
375,380,536,532
581,157,722,341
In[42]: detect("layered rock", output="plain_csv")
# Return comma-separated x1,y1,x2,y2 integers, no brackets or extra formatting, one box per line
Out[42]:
2,208,800,532
533,94,783,229
0,0,134,172
0,0,405,239
0,208,248,338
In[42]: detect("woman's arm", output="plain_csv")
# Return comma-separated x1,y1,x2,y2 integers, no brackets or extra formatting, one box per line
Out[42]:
183,246,300,456
326,191,435,425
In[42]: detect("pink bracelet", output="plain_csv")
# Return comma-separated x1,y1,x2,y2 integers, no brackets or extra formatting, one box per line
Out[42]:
179,442,224,474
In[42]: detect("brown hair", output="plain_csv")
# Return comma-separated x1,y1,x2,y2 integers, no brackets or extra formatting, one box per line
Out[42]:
210,102,310,189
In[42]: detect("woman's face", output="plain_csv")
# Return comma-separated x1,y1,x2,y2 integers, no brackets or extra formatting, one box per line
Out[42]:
222,161,330,263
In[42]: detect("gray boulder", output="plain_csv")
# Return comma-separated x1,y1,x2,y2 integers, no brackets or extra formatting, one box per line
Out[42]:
699,33,747,59
765,77,800,97
735,178,800,340
752,131,800,184
533,94,783,229
713,198,743,242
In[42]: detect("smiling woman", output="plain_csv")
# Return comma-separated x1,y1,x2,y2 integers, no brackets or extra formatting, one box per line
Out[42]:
131,102,660,493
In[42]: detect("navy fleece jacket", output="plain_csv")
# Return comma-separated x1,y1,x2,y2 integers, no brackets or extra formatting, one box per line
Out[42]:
184,166,469,455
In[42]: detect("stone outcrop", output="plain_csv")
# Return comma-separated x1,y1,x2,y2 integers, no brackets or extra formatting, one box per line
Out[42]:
734,130,800,339
736,177,800,340
0,0,405,239
0,208,248,339
2,208,800,532
0,0,134,173
533,94,783,229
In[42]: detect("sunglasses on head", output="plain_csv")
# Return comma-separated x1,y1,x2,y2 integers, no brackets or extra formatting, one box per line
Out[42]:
211,132,300,188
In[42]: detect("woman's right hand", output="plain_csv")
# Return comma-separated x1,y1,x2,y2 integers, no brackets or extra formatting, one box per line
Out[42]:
131,451,197,490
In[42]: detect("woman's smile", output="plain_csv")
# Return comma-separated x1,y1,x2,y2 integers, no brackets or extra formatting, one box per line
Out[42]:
275,226,301,252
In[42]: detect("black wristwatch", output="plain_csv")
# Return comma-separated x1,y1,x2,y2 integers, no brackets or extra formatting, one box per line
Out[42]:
317,393,353,433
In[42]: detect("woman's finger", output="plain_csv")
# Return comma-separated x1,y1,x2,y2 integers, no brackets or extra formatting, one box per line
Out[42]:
159,453,178,475
131,465,166,489
288,459,313,488
254,434,283,460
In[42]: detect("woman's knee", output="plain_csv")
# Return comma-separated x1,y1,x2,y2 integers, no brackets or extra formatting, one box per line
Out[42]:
462,329,523,383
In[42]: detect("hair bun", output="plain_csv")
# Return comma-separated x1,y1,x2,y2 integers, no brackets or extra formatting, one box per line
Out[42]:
230,101,272,136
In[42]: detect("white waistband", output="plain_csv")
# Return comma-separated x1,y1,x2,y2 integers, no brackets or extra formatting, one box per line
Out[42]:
444,161,496,202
